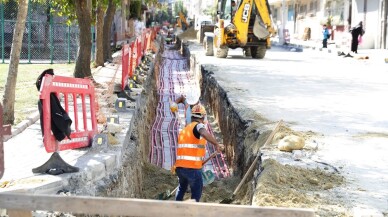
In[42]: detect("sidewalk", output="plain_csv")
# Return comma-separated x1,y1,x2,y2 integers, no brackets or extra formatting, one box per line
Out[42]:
0,59,134,195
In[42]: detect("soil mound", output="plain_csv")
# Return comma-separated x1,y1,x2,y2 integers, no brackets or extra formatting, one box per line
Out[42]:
178,27,198,41
252,159,347,216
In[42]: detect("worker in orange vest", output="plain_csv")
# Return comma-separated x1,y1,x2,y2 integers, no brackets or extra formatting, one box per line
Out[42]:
175,104,223,202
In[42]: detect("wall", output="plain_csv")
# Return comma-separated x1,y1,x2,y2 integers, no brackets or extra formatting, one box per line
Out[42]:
353,0,379,49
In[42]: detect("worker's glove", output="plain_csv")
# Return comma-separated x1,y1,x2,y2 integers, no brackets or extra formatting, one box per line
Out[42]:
171,165,176,175
217,144,225,153
170,102,178,113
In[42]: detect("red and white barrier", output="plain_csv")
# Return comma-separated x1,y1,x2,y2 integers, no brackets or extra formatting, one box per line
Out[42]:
39,75,98,152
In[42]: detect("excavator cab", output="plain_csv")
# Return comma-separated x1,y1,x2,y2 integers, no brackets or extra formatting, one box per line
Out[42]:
204,0,275,58
218,0,233,21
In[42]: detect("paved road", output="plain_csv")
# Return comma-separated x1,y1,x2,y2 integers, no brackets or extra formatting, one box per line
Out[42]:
190,43,388,214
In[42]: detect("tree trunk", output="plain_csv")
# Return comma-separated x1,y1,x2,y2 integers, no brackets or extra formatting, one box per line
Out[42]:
74,0,92,78
95,2,105,67
2,0,29,125
103,0,116,62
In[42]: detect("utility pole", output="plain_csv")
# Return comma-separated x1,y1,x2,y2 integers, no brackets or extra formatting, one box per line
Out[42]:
281,0,286,44
382,0,388,48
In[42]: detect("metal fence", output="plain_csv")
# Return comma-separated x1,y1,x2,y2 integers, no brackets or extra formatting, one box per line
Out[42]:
0,1,95,64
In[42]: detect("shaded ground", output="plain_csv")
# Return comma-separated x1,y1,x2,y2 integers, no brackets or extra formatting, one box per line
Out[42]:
142,161,240,203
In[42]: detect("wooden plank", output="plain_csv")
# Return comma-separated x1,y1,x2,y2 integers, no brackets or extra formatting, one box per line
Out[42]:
0,193,314,217
7,210,32,217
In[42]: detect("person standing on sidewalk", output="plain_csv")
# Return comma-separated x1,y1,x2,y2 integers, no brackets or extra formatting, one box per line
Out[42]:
174,104,223,202
350,21,365,54
322,24,330,48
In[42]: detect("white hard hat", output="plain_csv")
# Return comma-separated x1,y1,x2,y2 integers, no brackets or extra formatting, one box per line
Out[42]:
185,89,200,105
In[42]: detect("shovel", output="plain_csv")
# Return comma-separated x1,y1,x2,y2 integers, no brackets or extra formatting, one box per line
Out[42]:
220,120,283,204
157,152,219,200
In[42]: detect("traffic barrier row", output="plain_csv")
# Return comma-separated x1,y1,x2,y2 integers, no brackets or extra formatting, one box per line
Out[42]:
121,26,160,91
39,75,98,153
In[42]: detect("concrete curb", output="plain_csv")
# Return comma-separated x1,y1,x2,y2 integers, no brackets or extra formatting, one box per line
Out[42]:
4,111,40,142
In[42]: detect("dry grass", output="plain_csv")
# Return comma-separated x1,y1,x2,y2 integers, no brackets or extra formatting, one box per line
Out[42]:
0,64,75,125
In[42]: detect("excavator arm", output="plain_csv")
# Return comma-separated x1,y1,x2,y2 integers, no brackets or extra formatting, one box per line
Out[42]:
253,0,275,47
232,0,254,46
253,0,275,35
232,0,274,46
179,12,190,28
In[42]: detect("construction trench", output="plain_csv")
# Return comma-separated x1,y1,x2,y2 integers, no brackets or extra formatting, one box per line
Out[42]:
94,31,345,216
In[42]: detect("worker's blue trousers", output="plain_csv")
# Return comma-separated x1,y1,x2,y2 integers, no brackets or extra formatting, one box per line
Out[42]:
175,167,203,202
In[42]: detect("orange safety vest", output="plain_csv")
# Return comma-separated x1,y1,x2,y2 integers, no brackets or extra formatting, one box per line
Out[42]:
175,122,207,169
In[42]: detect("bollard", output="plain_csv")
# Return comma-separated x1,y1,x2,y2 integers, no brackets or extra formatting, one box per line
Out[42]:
92,133,108,148
115,98,127,112
107,116,120,124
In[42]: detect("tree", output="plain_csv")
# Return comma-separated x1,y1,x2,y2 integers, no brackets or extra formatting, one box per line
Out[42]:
2,0,29,125
73,0,92,78
94,0,105,67
103,0,116,62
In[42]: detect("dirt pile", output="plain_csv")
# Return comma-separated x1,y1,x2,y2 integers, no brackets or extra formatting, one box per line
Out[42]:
142,162,177,199
202,176,240,202
252,159,347,216
177,27,198,41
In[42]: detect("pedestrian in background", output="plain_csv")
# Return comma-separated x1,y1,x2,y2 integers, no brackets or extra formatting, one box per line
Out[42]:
322,24,330,48
350,21,365,54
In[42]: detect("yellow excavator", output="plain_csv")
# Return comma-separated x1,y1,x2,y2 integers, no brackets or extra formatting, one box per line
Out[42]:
204,0,275,58
176,12,190,31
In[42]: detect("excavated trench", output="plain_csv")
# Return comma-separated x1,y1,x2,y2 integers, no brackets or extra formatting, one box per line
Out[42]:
98,34,346,216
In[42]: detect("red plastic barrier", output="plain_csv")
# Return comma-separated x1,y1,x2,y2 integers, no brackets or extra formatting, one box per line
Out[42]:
137,38,142,66
121,43,130,90
40,75,98,153
129,41,135,78
142,29,151,55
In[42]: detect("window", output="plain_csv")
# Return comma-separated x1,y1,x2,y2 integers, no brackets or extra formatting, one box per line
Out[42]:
288,5,294,21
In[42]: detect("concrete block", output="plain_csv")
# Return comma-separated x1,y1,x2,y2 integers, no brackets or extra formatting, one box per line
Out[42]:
87,159,106,181
107,115,119,124
104,154,117,172
92,133,108,148
115,98,127,112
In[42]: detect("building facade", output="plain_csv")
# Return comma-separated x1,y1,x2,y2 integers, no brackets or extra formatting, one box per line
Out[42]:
269,0,388,49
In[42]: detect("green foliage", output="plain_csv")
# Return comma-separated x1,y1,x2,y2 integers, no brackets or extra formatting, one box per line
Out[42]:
203,5,217,18
155,2,172,23
130,0,142,20
50,0,77,23
3,0,18,19
326,15,332,26
173,0,187,17
144,0,158,6
0,63,74,125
